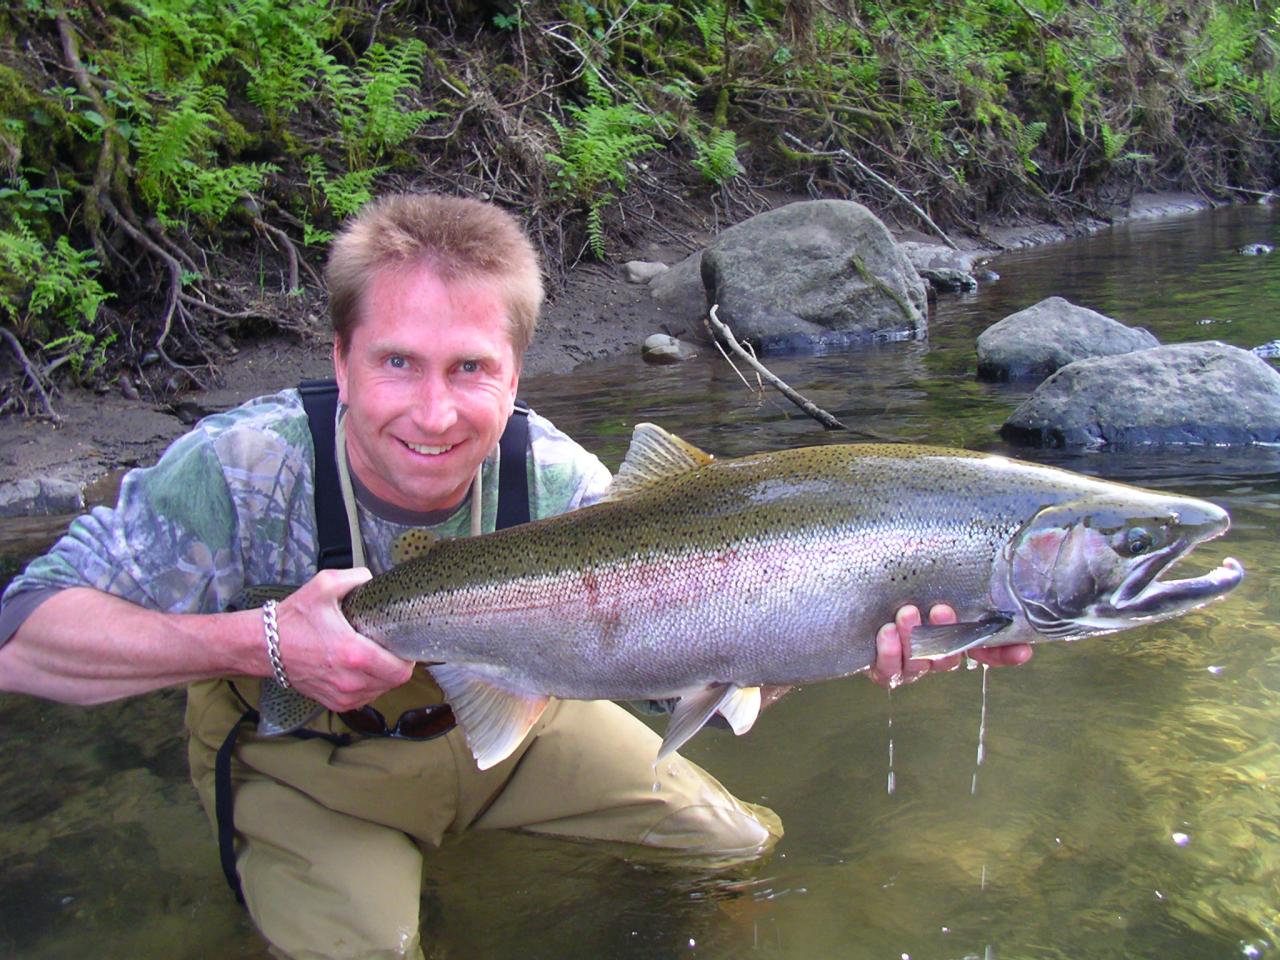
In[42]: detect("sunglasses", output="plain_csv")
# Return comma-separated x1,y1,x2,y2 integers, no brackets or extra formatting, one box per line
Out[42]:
339,702,456,741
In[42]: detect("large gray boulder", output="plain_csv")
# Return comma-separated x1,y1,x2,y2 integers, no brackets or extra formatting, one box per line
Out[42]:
977,296,1159,381
649,251,706,335
1000,341,1280,448
700,200,928,343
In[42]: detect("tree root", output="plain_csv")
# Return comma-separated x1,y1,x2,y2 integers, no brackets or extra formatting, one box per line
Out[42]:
1,327,60,422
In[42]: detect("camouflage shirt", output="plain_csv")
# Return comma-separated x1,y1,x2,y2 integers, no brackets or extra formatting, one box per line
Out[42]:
0,389,611,639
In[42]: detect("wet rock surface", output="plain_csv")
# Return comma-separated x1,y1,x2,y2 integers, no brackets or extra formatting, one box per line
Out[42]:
699,200,928,343
1000,341,1280,448
977,296,1160,382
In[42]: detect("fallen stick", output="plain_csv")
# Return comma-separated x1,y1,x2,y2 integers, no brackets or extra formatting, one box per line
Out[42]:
705,304,847,431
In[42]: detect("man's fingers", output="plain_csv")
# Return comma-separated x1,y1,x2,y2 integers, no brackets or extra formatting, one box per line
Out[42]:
869,620,905,687
968,643,1034,667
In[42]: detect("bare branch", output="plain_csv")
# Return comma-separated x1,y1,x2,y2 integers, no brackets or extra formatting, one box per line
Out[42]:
704,304,847,431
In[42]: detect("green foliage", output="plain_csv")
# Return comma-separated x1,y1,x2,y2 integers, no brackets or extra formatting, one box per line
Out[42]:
228,0,336,121
336,40,441,166
1,0,1278,404
0,216,113,379
547,74,663,256
304,155,383,220
690,126,742,184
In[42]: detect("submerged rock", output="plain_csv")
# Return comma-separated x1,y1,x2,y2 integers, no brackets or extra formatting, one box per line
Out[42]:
1000,341,1280,448
700,200,928,343
641,334,697,364
977,296,1159,382
898,241,981,293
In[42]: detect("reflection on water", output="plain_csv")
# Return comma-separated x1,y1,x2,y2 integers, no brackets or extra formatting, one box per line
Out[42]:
1,205,1277,958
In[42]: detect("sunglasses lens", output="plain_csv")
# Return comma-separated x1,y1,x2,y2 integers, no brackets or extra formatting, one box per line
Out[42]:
394,705,456,740
339,705,389,736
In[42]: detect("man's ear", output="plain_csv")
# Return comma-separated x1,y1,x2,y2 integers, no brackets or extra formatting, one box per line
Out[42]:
332,340,349,404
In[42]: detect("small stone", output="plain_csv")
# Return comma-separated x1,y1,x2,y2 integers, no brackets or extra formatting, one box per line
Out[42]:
641,334,697,364
623,260,669,284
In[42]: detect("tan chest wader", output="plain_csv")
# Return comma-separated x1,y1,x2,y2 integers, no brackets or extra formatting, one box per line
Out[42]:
213,378,532,905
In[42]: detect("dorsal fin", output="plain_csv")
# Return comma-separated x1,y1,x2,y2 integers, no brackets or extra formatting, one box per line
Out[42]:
602,423,714,501
391,528,439,566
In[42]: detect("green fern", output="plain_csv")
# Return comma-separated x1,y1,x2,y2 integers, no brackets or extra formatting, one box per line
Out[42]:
0,218,112,370
330,39,441,166
547,93,661,257
1017,119,1048,173
177,162,280,222
134,81,226,207
690,126,743,184
228,0,335,120
305,155,384,220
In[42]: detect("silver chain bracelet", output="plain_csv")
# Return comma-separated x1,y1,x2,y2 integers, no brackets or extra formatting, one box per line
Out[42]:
262,599,290,689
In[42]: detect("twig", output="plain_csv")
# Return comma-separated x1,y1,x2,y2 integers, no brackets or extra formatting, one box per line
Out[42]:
705,304,847,431
782,131,958,250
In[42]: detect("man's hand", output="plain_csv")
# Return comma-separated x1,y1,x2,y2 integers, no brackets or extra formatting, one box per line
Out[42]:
869,604,1033,688
272,567,413,711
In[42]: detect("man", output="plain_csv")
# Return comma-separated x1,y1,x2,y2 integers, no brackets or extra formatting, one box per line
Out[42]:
0,193,1029,958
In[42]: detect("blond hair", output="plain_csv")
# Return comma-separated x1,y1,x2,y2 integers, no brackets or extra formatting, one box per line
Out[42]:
326,193,543,360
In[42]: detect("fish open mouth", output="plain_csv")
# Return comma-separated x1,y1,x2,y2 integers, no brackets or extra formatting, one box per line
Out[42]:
1112,541,1244,619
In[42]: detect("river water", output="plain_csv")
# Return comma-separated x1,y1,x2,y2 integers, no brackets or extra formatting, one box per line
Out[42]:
1,204,1277,959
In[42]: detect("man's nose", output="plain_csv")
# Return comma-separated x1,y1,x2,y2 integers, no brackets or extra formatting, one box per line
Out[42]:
410,374,459,434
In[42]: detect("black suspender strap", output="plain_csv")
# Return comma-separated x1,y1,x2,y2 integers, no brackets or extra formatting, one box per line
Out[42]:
497,399,531,529
215,707,257,904
298,378,352,571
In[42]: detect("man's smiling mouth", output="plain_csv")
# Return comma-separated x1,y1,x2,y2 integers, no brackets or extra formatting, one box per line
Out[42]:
402,439,456,456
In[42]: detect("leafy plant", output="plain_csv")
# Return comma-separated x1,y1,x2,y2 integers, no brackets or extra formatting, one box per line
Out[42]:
690,126,742,184
328,39,440,166
547,73,662,257
0,218,112,378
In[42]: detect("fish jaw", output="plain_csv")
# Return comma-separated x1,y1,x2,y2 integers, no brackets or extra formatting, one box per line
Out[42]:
1009,492,1244,638
1086,496,1242,627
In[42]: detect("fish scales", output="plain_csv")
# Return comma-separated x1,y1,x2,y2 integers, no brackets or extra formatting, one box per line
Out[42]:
344,444,1147,696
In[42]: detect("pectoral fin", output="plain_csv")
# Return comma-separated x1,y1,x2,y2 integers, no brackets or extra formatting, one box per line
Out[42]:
430,665,550,771
658,683,761,760
910,615,1014,659
257,679,325,736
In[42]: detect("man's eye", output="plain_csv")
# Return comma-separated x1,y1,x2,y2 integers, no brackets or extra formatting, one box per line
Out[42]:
387,355,407,369
459,359,480,374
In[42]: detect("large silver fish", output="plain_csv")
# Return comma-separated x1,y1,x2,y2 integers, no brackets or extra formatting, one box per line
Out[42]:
257,424,1243,769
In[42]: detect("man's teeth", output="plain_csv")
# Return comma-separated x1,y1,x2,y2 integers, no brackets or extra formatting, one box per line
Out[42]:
404,440,454,456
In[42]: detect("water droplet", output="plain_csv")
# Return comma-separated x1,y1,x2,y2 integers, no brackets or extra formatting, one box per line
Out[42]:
1172,832,1191,846
688,938,697,948
1242,943,1262,959
1207,664,1225,675
887,770,896,794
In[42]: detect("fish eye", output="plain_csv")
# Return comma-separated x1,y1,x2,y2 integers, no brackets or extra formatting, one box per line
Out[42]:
1124,528,1153,556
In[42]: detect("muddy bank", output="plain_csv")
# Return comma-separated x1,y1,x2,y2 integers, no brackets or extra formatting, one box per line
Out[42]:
0,191,1218,513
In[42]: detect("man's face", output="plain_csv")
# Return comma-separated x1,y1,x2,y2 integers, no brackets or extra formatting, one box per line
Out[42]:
333,262,520,514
